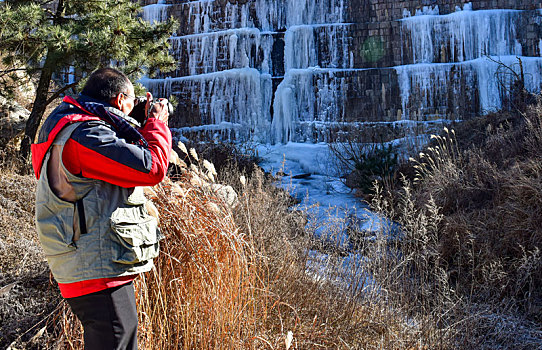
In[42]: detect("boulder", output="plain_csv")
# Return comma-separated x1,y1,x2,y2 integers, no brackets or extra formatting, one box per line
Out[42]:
0,96,30,147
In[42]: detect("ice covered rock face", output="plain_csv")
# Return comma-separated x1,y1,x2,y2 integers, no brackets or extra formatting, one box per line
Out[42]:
397,4,542,119
140,1,542,144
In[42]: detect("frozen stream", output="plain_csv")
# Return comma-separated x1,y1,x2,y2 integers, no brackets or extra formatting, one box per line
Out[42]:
256,142,392,293
256,142,387,246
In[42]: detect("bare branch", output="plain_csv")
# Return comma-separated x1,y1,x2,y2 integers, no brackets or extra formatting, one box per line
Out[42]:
46,82,78,105
0,68,30,77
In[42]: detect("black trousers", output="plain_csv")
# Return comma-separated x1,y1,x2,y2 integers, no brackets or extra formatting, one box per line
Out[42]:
66,282,138,350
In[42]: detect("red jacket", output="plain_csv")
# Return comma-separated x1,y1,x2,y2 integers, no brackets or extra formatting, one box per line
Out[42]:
32,95,172,297
33,95,172,187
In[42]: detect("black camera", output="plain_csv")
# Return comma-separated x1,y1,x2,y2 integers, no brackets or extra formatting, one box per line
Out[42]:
129,97,174,126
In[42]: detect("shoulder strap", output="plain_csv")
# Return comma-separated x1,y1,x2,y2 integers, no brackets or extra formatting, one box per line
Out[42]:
50,122,89,237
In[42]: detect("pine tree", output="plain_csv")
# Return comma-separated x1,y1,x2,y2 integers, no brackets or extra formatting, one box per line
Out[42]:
0,0,178,162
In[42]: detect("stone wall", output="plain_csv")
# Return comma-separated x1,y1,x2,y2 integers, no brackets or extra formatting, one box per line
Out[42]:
347,0,541,23
141,0,542,143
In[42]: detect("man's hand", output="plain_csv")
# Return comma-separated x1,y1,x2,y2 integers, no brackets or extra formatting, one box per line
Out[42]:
145,92,169,125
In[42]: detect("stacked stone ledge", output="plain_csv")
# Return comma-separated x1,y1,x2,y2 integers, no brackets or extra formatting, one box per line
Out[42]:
141,0,542,143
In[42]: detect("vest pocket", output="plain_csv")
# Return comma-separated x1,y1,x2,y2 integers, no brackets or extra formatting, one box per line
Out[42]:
37,196,78,257
110,205,160,265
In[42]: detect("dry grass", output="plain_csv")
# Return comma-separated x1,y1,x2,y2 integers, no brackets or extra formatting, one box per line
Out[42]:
136,176,253,349
370,101,542,349
0,169,61,349
47,150,433,349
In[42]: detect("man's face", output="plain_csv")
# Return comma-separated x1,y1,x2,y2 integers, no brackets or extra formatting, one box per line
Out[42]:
114,82,136,115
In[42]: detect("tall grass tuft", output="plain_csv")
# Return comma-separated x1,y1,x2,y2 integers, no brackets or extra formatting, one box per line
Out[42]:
136,175,255,349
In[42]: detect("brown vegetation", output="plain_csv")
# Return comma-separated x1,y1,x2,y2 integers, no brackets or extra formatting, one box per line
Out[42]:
368,100,542,348
47,150,431,349
0,169,61,348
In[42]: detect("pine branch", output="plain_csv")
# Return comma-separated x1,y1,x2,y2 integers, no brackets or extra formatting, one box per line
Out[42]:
43,8,55,18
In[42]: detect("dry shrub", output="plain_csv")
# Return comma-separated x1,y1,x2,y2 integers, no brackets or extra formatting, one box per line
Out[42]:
373,101,542,348
370,177,542,349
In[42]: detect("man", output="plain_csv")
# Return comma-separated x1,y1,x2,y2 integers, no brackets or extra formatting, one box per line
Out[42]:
31,68,172,349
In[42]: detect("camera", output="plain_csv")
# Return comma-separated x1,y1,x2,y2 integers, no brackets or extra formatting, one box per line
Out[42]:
129,96,174,126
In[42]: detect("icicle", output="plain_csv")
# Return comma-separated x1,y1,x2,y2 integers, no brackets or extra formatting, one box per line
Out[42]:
401,6,523,64
229,34,238,66
142,2,170,24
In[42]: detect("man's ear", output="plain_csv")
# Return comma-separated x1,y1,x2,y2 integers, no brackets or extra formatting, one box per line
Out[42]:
110,93,123,109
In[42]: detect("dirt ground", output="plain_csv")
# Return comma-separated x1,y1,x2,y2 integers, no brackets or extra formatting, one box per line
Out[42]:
0,170,61,349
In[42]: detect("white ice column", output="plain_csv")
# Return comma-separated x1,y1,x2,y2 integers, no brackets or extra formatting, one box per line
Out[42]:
186,1,213,34
402,6,523,63
272,70,314,143
170,28,272,75
271,0,350,144
284,24,352,71
285,26,317,70
253,0,345,29
272,68,350,143
142,2,170,24
189,69,273,142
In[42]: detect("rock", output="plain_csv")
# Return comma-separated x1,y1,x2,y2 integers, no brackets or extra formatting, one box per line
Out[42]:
210,183,238,208
0,96,30,147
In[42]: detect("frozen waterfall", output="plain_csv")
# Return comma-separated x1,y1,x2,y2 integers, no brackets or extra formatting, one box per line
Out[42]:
397,4,542,118
141,0,351,144
140,1,542,144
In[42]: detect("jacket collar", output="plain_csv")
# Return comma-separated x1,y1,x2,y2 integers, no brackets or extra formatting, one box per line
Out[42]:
75,95,141,127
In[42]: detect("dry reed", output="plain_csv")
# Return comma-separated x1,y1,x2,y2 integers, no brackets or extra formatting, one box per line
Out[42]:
370,101,542,349
135,175,255,349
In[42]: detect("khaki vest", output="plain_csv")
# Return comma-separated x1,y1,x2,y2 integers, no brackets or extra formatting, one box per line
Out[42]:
35,123,160,284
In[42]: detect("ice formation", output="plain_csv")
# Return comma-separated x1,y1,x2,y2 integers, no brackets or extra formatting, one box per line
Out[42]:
401,5,522,63
140,1,542,143
397,4,542,118
142,1,170,24
141,68,272,142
